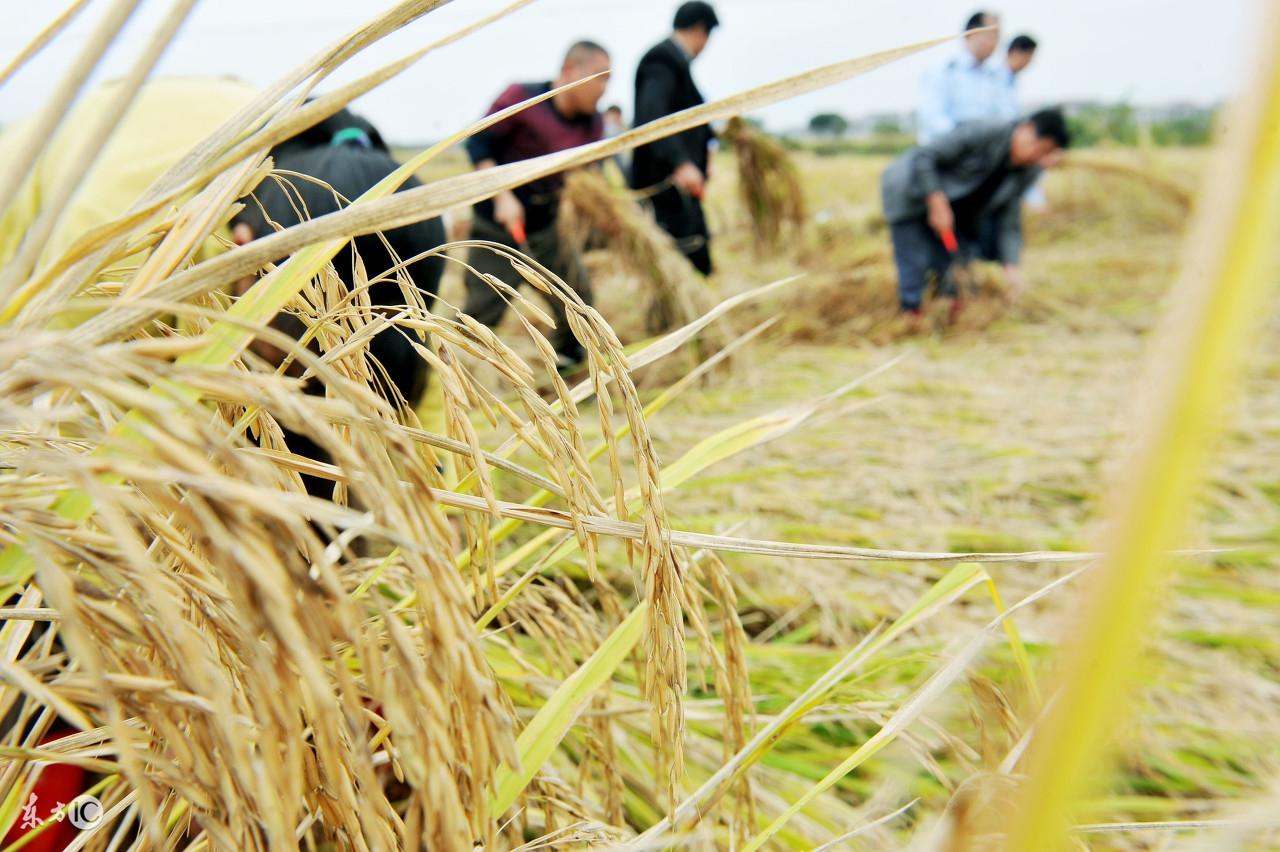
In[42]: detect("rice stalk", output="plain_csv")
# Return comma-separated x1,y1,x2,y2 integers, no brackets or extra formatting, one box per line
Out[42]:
0,0,481,319
741,563,1090,851
0,0,95,87
1060,154,1195,212
0,0,142,217
635,561,993,842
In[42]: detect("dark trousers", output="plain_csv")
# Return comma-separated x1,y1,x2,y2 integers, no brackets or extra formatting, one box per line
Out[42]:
975,212,1002,264
889,218,978,311
650,186,713,275
463,215,592,362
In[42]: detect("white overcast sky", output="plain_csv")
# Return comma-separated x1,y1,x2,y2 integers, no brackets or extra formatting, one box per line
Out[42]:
0,0,1261,144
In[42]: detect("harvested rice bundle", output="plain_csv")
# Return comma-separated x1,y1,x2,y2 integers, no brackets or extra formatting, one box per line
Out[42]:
558,169,708,335
725,116,807,252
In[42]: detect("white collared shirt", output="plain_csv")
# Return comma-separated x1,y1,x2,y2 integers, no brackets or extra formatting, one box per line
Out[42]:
995,64,1020,122
917,52,1009,144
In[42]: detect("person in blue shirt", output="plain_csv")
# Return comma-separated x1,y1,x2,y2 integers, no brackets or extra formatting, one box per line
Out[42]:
982,33,1047,255
917,11,1004,145
996,34,1038,121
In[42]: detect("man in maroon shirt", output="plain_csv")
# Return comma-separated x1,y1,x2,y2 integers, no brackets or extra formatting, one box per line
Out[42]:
463,41,611,368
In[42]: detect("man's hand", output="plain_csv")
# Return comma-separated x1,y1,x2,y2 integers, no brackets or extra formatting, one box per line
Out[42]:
672,161,706,198
926,191,954,238
493,190,525,232
476,158,525,235
1003,264,1025,301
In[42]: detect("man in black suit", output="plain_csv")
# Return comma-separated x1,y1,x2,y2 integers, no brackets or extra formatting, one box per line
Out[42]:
631,1,719,275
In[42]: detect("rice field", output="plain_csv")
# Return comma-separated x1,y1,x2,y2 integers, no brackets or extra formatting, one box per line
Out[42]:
649,148,1280,837
2,3,1278,849
453,146,1280,848
407,142,1280,848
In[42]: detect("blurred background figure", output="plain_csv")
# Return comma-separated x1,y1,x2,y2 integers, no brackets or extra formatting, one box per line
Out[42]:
999,32,1039,120
461,40,611,368
603,104,626,139
0,79,447,382
631,1,719,275
229,116,449,496
882,109,1071,323
917,10,1004,145
230,120,447,399
999,33,1053,211
603,103,630,177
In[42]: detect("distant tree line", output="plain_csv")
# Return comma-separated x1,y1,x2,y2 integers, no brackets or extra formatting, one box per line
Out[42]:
1064,103,1216,147
798,103,1217,151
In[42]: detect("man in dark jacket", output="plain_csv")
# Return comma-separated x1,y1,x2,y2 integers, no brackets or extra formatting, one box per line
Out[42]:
631,2,719,275
881,108,1070,317
463,41,611,367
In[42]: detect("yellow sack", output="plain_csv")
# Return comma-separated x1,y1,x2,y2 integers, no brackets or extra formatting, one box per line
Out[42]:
0,76,258,279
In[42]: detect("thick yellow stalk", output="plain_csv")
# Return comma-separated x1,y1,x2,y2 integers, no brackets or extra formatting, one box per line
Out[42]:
1003,6,1280,848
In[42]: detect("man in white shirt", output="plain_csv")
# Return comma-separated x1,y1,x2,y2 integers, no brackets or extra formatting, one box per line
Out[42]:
994,34,1049,213
996,34,1038,121
917,11,1004,145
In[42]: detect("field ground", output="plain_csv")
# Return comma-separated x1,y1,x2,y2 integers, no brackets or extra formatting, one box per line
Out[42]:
421,145,1279,846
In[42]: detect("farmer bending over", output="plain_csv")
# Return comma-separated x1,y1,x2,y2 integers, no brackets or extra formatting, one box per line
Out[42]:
880,108,1070,322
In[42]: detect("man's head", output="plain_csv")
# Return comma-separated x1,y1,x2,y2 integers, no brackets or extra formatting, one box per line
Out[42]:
1010,108,1070,166
963,11,1001,63
1007,34,1037,74
603,104,623,128
555,41,612,115
673,1,719,58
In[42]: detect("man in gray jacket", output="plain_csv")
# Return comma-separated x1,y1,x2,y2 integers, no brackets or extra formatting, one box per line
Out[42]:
881,108,1069,317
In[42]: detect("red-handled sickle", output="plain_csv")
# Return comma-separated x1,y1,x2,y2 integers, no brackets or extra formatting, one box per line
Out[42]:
939,228,967,325
507,221,528,248
940,228,959,254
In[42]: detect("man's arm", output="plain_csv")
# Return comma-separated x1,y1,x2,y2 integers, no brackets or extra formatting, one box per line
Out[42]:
909,123,990,237
471,157,524,231
464,84,524,169
466,86,527,230
634,61,699,188
997,72,1019,122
